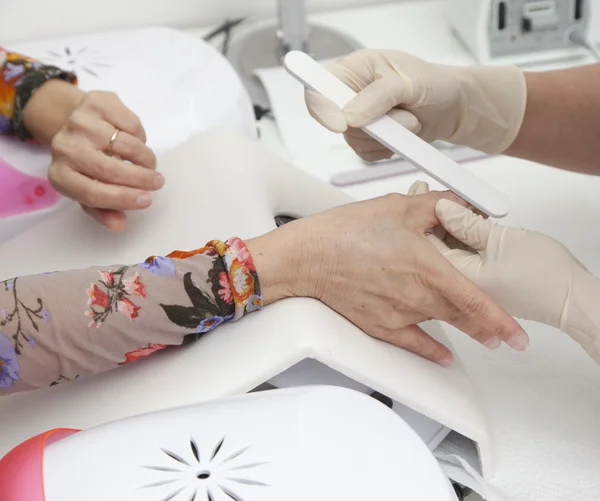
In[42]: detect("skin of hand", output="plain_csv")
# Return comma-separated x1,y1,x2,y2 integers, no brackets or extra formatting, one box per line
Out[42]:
410,181,600,361
304,49,526,161
246,190,529,367
23,79,162,232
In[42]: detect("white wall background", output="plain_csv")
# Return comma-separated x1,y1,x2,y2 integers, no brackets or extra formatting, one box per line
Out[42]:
1,0,402,43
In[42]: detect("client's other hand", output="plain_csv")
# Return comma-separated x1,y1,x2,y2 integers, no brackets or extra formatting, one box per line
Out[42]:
247,190,528,367
43,88,161,231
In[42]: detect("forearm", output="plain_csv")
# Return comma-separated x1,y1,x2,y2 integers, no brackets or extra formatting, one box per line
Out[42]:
0,48,78,141
0,238,268,395
506,64,600,174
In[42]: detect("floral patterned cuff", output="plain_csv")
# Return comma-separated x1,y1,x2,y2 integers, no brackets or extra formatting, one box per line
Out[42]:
165,237,263,321
0,49,77,140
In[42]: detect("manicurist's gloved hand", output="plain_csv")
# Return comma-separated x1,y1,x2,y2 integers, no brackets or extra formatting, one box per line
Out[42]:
409,181,600,363
305,49,527,161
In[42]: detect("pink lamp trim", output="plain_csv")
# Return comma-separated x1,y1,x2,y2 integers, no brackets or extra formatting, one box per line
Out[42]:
0,428,80,501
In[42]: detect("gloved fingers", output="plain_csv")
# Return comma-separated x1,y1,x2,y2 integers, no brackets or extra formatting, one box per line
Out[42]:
426,232,451,254
423,201,497,350
344,108,421,135
343,74,414,129
343,109,421,162
344,133,395,161
407,180,450,241
388,108,422,134
359,149,395,162
305,89,348,133
408,180,430,196
435,199,494,252
344,131,389,155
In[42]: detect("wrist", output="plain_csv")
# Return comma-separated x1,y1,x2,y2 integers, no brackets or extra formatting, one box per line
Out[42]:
245,221,315,306
561,267,600,364
451,64,527,154
23,79,85,144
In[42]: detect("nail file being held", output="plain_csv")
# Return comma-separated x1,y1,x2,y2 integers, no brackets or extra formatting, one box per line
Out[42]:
283,51,511,218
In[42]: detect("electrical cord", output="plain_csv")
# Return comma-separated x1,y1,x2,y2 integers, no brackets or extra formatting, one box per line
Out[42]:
253,104,273,121
203,18,245,55
569,29,600,61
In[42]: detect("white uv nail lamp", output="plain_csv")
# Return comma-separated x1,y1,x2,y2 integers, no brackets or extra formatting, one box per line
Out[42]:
0,387,458,501
283,51,511,218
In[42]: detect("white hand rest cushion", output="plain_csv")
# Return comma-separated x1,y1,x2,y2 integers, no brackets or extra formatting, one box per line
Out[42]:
0,129,491,475
1,387,457,501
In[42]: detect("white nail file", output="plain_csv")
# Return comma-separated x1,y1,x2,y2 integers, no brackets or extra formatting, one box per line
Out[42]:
283,50,511,218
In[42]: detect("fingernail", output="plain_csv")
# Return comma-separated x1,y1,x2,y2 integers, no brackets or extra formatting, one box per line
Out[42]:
439,356,454,367
507,330,529,351
137,193,152,208
154,173,165,190
484,337,501,350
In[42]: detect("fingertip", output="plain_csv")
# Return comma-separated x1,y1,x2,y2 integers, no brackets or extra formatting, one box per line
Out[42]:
506,329,530,351
407,180,430,196
435,198,459,219
388,108,421,135
305,89,348,133
483,336,502,349
136,192,152,208
84,207,127,232
438,354,454,367
104,211,127,232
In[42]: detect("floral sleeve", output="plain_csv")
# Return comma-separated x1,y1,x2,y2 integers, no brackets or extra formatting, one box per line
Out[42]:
0,238,262,395
0,48,77,140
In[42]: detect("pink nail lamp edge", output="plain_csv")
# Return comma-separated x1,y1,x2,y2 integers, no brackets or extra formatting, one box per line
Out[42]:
0,428,81,501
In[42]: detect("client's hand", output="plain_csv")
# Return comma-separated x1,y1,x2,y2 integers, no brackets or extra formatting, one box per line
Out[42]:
24,81,161,232
411,182,600,363
247,190,528,367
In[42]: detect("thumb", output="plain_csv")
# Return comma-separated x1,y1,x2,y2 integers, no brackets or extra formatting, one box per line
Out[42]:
305,89,348,133
407,180,430,196
435,199,494,251
344,74,411,129
82,205,127,232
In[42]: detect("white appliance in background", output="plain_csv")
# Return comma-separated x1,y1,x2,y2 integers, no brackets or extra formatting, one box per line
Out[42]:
0,26,255,245
0,387,458,501
447,0,595,65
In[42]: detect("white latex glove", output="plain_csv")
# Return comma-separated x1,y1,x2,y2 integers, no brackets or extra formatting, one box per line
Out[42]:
305,49,527,160
409,181,600,363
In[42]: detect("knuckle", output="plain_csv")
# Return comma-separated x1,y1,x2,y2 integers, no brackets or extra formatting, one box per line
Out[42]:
88,158,108,180
47,164,63,191
382,192,406,207
83,183,102,207
460,295,487,319
401,285,429,312
82,91,102,106
147,148,157,167
65,109,88,130
382,310,407,330
83,90,116,110
50,133,70,156
116,138,135,158
395,330,428,356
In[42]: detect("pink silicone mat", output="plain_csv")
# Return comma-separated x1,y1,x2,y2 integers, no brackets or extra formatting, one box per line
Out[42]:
0,156,59,219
